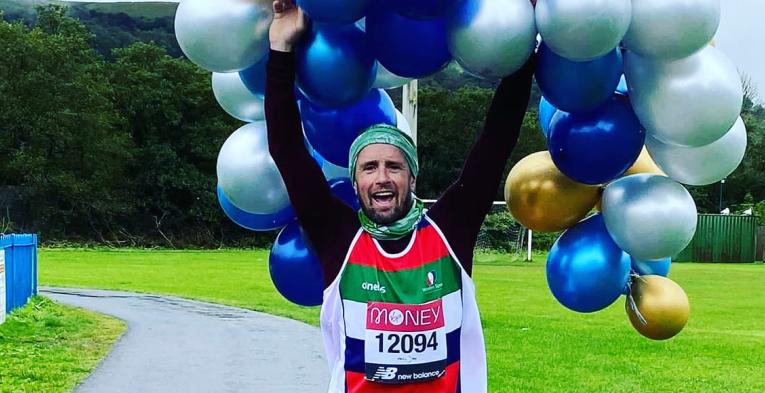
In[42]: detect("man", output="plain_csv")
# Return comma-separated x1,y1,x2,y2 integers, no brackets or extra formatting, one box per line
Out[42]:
265,2,534,392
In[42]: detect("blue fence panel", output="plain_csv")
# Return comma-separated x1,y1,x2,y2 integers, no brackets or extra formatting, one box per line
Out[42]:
1,234,38,314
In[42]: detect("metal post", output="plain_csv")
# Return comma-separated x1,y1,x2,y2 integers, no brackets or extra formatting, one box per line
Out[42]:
527,229,533,262
402,80,418,145
719,178,726,213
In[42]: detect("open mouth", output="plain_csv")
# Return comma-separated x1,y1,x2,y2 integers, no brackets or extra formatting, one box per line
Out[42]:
371,191,396,207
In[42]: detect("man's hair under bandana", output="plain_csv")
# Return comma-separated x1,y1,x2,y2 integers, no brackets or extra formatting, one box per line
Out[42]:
348,124,419,182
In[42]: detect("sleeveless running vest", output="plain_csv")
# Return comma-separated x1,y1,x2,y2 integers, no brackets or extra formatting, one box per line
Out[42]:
320,215,487,393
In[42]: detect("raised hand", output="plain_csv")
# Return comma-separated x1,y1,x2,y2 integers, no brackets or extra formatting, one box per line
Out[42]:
269,0,308,52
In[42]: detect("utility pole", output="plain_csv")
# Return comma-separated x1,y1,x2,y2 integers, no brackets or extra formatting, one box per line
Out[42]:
402,80,418,145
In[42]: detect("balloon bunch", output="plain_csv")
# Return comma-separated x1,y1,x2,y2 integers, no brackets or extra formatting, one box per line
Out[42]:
508,0,744,340
174,0,539,306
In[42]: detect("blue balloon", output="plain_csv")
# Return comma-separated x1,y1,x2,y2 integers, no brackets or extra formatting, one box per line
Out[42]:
389,0,457,19
536,43,623,113
300,88,396,167
549,96,645,185
632,257,671,277
269,221,324,307
217,186,296,231
329,178,360,211
539,96,558,139
547,214,631,313
297,0,369,24
239,53,268,98
297,24,376,108
366,2,451,78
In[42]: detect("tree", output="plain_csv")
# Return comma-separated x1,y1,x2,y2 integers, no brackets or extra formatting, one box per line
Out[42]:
0,5,134,238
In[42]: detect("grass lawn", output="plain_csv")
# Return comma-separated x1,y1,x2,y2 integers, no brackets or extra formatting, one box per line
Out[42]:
39,249,765,392
0,296,125,393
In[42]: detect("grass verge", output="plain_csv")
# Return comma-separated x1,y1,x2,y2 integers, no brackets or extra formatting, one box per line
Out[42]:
0,296,125,393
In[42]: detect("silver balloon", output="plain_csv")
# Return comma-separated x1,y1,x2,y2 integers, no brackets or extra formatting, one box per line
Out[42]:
535,0,631,61
624,46,743,147
217,122,290,215
212,72,265,122
646,117,747,186
623,0,720,60
448,0,536,79
175,0,272,73
602,174,698,261
373,62,412,89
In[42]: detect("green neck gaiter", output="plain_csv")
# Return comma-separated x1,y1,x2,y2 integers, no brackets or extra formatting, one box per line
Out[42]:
358,195,425,241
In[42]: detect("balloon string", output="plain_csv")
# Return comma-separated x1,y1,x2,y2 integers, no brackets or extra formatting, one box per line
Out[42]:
627,273,648,326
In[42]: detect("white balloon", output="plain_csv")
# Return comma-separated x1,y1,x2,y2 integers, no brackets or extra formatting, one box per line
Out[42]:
212,72,265,122
646,117,747,186
535,0,631,61
373,62,412,89
623,0,720,60
175,0,272,73
448,0,536,79
624,46,743,147
217,122,290,215
395,110,414,140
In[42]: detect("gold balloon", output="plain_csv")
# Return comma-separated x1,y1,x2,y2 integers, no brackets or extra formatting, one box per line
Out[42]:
626,275,690,340
625,146,666,176
505,151,600,232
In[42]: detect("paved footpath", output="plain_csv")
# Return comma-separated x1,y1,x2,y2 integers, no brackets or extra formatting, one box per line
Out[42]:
42,287,329,393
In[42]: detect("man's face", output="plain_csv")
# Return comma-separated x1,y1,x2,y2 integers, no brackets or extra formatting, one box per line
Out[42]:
354,144,415,225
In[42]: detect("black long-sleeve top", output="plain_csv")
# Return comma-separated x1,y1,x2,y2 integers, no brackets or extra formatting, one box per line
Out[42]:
265,50,533,287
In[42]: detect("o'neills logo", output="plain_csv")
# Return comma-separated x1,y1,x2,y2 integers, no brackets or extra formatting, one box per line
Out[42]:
362,282,387,294
367,299,445,332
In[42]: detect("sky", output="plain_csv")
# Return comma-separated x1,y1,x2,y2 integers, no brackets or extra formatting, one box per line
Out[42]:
63,0,764,102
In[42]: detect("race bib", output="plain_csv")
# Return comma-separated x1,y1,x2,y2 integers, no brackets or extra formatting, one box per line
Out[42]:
364,299,447,384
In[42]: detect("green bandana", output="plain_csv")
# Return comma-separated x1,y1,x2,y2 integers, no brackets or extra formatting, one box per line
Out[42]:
358,196,425,241
349,124,423,240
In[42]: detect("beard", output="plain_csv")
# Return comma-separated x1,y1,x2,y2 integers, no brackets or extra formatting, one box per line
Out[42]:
360,191,414,225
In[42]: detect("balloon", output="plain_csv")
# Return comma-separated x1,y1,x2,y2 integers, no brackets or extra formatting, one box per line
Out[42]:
373,62,412,89
646,117,747,186
269,221,324,307
626,275,689,340
395,110,414,140
632,257,671,277
310,148,351,181
602,174,698,261
217,186,295,231
624,146,665,177
389,0,458,19
239,53,268,98
329,178,360,211
546,214,631,313
174,0,271,73
300,88,396,167
366,3,452,78
296,24,376,108
623,0,720,60
535,0,631,61
447,0,536,79
624,46,743,147
297,0,369,24
548,97,645,185
217,122,291,215
211,72,265,122
538,97,557,139
505,152,600,232
536,43,623,113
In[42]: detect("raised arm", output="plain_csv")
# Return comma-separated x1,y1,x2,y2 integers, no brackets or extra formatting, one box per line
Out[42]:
428,59,536,274
265,1,357,285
